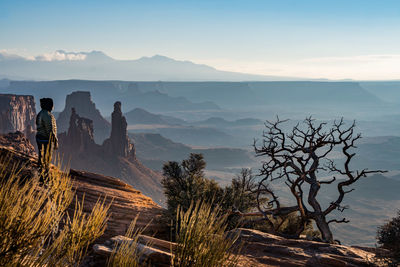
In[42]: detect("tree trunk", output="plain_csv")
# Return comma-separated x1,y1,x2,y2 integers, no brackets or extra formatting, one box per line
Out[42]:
314,216,333,243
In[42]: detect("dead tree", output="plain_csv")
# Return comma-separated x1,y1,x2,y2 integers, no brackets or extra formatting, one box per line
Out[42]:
253,117,385,243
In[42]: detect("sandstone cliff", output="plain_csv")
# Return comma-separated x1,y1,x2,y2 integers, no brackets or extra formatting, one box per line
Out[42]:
57,91,111,143
58,102,164,204
0,94,36,143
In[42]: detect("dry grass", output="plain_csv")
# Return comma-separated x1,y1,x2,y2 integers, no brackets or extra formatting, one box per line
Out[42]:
0,152,110,266
172,201,241,267
107,216,149,267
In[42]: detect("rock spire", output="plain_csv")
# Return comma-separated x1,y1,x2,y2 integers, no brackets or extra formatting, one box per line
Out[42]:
103,101,135,159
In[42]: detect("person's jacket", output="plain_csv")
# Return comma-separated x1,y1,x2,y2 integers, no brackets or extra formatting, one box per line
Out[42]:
36,109,58,144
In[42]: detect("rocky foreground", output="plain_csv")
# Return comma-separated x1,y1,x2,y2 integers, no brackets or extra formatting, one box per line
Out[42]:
93,228,378,267
0,132,382,266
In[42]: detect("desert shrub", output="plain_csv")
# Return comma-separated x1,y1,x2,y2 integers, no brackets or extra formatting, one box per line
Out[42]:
376,210,400,266
219,168,265,229
162,153,225,217
0,153,110,266
173,201,241,267
221,169,259,212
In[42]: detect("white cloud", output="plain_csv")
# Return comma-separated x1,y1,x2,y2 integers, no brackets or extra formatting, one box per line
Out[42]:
34,51,87,61
0,50,88,62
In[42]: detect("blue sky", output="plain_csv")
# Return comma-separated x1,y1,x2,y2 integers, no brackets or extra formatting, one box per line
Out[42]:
1,0,400,79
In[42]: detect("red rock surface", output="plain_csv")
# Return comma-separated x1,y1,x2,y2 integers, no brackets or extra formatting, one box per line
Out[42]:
69,169,167,241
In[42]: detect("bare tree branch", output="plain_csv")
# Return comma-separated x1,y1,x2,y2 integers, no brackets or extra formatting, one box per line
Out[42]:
253,116,387,243
328,218,350,224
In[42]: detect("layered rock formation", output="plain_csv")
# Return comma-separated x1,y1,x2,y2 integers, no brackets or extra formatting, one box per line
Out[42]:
57,91,111,143
0,94,36,143
58,102,164,204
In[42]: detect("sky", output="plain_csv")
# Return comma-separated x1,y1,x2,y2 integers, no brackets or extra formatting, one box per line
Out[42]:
1,0,400,80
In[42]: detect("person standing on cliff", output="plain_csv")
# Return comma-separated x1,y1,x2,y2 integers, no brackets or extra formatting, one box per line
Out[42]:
36,98,58,179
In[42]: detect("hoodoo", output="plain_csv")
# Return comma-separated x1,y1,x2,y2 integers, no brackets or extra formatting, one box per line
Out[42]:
102,101,135,159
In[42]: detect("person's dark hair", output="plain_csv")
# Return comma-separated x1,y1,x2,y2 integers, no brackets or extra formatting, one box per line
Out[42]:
40,98,54,111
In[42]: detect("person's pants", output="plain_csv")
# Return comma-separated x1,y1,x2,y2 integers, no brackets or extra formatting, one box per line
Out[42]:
37,139,52,180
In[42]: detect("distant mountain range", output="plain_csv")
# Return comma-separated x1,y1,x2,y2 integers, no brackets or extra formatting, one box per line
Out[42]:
0,50,297,81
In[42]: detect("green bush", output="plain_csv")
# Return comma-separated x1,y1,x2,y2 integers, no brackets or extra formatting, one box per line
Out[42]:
376,210,400,266
162,154,259,219
162,153,224,217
